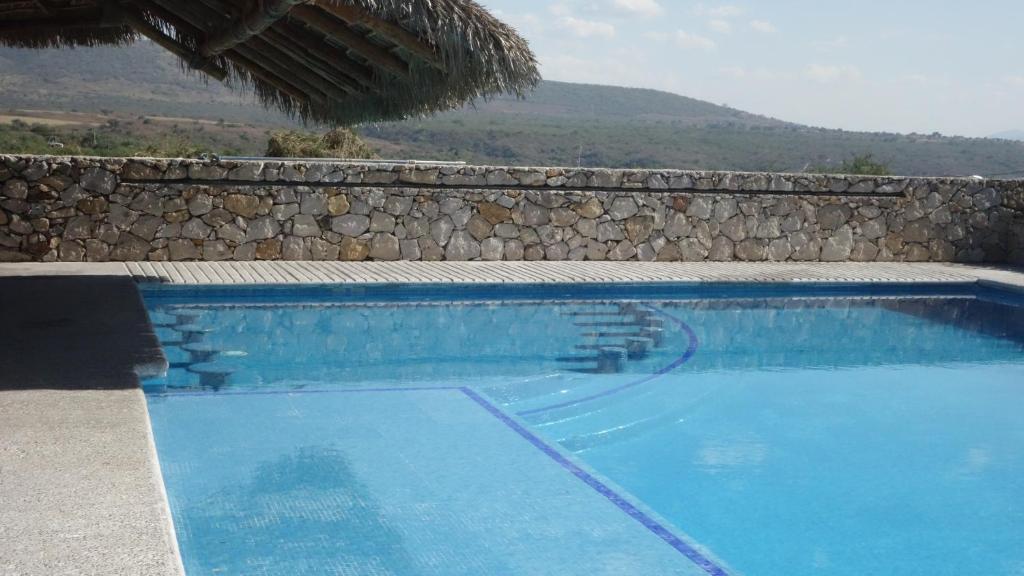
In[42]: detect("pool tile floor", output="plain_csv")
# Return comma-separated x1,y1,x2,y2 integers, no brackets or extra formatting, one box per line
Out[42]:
147,388,722,576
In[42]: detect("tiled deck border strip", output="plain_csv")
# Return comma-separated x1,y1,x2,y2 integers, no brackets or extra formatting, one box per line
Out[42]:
6,261,1004,286
7,261,1021,287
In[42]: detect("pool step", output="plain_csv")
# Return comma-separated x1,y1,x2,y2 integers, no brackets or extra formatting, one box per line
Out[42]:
154,326,183,341
172,324,214,344
148,316,177,329
575,338,651,360
561,310,628,318
559,347,627,374
182,342,223,363
573,316,664,328
556,303,669,375
625,337,651,360
161,346,193,370
581,328,664,348
167,311,201,326
186,362,236,390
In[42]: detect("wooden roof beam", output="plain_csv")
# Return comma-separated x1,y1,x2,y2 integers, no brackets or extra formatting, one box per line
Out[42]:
144,0,208,29
109,2,228,81
289,5,410,80
227,50,314,104
313,1,444,72
138,0,318,106
129,0,198,40
131,0,237,79
198,0,303,58
231,41,331,103
268,21,378,90
148,0,218,26
245,34,353,100
33,0,60,16
260,28,363,94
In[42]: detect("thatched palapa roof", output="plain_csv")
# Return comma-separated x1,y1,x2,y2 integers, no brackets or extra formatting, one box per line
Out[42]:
0,0,540,125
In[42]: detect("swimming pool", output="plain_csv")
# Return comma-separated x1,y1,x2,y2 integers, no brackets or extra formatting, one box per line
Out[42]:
141,282,1024,576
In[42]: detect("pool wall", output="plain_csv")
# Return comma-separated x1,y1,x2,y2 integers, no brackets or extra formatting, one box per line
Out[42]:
2,154,1022,264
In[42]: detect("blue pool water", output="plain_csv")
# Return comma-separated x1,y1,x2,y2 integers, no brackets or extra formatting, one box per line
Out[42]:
142,283,1024,576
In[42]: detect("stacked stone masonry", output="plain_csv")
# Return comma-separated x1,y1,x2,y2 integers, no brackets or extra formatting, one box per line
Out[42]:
1,155,1022,264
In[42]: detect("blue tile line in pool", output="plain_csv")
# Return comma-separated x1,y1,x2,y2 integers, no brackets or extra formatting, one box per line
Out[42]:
151,384,730,576
460,387,728,576
516,304,700,416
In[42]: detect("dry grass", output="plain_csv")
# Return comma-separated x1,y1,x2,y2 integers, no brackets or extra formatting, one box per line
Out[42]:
0,112,100,126
266,128,377,158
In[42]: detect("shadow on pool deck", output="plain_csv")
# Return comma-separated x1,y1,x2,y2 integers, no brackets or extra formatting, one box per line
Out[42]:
0,276,166,390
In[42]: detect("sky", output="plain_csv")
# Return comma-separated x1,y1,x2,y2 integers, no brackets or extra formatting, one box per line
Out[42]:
481,1,1024,137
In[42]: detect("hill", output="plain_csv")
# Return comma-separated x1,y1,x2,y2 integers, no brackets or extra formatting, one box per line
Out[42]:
2,42,1023,176
991,130,1024,142
361,82,1024,176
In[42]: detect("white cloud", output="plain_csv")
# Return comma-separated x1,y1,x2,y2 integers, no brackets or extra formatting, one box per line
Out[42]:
720,66,780,81
562,17,616,38
549,3,572,17
694,4,744,18
901,74,952,88
720,66,747,78
611,0,663,16
749,20,776,33
709,19,733,34
805,64,863,83
497,11,541,32
643,31,670,43
814,35,850,51
540,51,663,90
676,31,717,51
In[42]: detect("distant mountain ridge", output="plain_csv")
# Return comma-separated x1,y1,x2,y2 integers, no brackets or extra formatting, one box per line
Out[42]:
0,43,286,125
459,81,789,128
2,43,1024,176
990,130,1024,142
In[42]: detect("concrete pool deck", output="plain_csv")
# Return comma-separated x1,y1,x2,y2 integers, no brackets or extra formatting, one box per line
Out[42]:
1,261,1023,575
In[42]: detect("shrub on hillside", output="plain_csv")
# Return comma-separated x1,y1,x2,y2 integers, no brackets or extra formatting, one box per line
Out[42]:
813,154,892,176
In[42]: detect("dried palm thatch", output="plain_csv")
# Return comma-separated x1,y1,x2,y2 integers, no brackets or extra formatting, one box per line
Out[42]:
0,0,540,125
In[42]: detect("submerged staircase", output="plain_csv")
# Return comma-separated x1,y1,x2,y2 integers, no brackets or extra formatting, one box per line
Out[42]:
557,303,666,374
149,308,241,391
506,302,706,454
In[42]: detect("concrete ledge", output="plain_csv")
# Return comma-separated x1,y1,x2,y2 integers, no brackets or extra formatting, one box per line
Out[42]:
0,389,183,576
0,275,166,390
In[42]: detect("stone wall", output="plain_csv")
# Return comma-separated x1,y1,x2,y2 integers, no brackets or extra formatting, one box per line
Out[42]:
1,155,1022,264
1006,185,1024,263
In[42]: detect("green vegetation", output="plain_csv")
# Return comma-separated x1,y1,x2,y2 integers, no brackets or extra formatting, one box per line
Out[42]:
0,115,266,157
266,128,376,159
359,113,1021,176
2,44,1023,175
812,154,892,176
